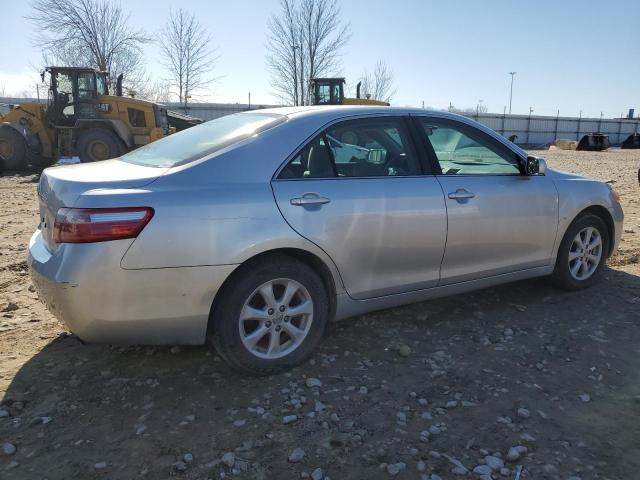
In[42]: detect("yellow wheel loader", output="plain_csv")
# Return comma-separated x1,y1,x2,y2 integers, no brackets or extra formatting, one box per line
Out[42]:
0,67,174,172
309,78,390,107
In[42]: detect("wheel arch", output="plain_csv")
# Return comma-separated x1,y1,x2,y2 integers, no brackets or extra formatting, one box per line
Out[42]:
567,205,615,257
206,247,338,339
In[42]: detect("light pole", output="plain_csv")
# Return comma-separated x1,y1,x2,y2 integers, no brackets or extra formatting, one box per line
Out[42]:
508,71,516,114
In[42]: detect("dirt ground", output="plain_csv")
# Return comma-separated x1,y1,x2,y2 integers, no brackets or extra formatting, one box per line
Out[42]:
0,149,639,480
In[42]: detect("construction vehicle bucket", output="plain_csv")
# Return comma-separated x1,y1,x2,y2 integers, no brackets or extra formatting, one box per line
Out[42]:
621,133,640,149
167,110,203,132
576,133,609,151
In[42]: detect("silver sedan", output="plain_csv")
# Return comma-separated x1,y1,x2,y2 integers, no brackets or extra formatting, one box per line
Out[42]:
28,106,624,374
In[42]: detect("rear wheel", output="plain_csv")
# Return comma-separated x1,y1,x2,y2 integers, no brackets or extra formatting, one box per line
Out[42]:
551,214,609,290
77,129,126,162
211,255,329,376
0,126,38,171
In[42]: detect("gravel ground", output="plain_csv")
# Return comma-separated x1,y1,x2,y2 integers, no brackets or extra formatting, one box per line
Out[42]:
0,149,639,480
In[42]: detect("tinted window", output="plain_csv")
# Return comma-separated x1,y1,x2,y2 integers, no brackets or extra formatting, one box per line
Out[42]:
317,85,330,104
279,117,420,179
77,73,96,99
278,135,337,179
326,118,419,177
419,119,520,175
121,113,284,167
128,108,147,127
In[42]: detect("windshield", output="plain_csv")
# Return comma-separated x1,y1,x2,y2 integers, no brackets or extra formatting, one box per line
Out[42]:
121,112,285,167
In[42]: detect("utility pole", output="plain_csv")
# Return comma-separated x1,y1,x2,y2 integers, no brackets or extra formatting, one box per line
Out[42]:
508,72,516,114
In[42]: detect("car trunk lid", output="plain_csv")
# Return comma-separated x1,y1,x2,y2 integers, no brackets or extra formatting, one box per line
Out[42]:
37,159,168,251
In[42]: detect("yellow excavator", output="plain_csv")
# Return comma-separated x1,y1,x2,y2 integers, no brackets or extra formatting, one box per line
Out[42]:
309,78,389,106
0,66,174,171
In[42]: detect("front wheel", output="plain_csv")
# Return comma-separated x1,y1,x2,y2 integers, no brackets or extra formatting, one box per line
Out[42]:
551,214,609,290
211,255,329,375
76,129,126,162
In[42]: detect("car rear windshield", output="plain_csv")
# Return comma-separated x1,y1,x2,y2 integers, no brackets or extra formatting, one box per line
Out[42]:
120,112,285,167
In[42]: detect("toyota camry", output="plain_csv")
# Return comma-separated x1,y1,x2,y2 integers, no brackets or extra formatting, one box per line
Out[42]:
29,106,624,375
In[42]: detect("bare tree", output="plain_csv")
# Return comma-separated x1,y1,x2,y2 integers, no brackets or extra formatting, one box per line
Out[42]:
158,9,218,108
27,0,149,91
138,80,173,104
449,104,488,114
359,60,397,103
266,0,350,105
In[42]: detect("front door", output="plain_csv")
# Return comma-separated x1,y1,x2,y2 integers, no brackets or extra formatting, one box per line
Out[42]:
414,116,559,284
272,116,447,300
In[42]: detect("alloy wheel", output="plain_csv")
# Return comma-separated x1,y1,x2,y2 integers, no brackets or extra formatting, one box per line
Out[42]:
568,226,603,281
239,278,314,359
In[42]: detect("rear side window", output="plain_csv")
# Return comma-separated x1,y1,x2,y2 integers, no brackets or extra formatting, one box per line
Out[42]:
278,135,337,179
121,113,285,167
278,117,420,179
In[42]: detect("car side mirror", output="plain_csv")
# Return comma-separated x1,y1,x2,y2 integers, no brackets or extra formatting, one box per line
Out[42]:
525,156,546,175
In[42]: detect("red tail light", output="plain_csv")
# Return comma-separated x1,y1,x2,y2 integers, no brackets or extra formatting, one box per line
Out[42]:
53,207,154,243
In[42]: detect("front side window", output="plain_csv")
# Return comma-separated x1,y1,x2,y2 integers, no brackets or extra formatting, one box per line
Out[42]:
77,73,96,99
278,117,420,179
121,112,284,167
317,84,330,104
419,119,521,175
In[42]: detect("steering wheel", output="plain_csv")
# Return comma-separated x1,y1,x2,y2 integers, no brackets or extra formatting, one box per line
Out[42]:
384,153,409,176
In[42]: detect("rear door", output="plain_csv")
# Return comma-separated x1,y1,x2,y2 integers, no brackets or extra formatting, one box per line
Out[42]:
413,116,558,284
271,116,447,300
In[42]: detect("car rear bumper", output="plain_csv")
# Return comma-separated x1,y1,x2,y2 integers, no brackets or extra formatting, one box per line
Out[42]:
28,229,237,345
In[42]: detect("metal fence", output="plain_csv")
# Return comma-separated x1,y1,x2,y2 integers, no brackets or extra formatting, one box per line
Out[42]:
459,112,640,147
167,104,640,147
165,102,276,121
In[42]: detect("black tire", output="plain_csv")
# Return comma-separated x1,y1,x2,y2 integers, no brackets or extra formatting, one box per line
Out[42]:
551,213,609,290
211,254,329,376
77,128,126,162
0,126,39,171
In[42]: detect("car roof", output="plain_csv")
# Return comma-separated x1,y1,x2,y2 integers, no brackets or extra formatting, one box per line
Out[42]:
248,106,527,159
252,105,484,126
255,105,429,118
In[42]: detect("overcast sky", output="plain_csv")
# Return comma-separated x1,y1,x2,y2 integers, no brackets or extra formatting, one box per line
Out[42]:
1,0,638,118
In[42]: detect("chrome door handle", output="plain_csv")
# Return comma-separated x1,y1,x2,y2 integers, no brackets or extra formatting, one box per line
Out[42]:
290,193,331,206
448,189,475,200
